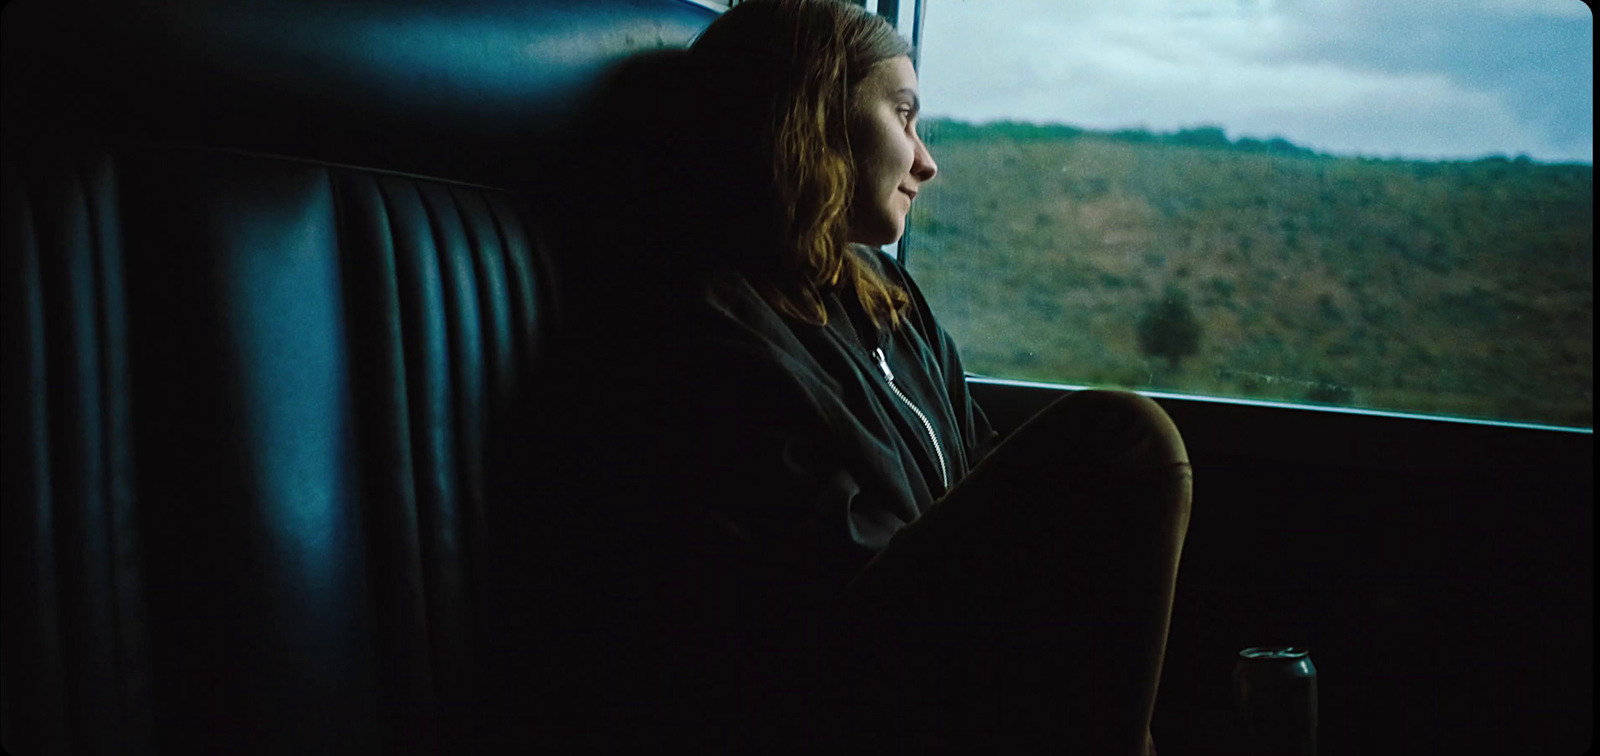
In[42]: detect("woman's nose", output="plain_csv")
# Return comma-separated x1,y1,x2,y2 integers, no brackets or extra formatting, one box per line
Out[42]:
913,138,938,182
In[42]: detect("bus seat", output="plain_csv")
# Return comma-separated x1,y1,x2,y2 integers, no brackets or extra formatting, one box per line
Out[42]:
0,0,716,753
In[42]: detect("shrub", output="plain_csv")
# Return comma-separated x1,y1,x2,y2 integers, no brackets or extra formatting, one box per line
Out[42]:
1137,284,1203,371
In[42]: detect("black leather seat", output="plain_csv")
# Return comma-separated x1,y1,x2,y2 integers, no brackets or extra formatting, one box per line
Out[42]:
1,1,714,753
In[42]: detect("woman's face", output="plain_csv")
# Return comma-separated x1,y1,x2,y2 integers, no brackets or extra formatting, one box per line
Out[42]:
846,56,938,246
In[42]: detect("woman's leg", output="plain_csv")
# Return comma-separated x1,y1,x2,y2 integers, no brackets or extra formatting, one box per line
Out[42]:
829,390,1193,754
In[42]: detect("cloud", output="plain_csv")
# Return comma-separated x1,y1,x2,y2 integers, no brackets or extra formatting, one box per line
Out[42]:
916,0,1593,162
1441,0,1590,19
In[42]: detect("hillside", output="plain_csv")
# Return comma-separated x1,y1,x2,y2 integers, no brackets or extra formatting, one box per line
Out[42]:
907,119,1594,428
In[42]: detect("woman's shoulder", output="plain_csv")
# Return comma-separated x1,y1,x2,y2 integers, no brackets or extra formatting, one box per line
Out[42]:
635,266,804,372
687,266,786,332
657,247,935,353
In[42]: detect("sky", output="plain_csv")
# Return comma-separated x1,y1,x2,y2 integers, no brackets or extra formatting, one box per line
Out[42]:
909,0,1594,164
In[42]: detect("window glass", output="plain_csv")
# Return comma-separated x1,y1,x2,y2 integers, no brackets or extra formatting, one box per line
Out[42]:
907,0,1593,429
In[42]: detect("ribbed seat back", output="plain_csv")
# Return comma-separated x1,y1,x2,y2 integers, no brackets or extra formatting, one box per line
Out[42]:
1,0,714,753
2,119,551,756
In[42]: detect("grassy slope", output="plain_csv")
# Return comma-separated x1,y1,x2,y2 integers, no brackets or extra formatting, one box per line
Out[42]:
907,120,1594,428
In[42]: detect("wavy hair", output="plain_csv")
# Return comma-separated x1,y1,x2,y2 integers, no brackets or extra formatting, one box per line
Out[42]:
687,0,915,331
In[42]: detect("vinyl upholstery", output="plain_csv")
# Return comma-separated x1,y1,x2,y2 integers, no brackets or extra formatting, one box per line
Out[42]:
0,1,715,753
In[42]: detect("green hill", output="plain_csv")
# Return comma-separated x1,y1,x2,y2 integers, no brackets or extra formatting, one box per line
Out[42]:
908,119,1594,428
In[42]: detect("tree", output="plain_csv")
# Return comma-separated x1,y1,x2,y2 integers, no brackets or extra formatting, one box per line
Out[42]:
1137,284,1202,372
1170,126,1231,150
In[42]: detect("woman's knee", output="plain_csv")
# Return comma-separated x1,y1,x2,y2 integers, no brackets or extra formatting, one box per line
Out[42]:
1067,392,1193,537
1024,389,1190,472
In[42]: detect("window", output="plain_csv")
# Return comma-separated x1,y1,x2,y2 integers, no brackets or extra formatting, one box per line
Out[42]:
905,0,1593,430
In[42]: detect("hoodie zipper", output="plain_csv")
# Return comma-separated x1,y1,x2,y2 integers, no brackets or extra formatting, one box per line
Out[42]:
873,347,949,491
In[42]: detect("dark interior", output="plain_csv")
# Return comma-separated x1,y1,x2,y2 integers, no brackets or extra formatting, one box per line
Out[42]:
2,0,1590,754
972,380,1591,755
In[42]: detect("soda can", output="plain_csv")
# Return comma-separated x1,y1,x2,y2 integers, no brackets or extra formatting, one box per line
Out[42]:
1233,646,1318,756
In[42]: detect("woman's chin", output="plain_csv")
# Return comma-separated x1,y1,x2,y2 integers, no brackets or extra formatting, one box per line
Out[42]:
848,222,904,248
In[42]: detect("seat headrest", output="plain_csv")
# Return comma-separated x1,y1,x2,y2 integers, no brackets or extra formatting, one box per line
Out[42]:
1,0,716,189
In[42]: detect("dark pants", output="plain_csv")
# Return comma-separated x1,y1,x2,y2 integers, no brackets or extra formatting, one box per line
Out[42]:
823,390,1193,754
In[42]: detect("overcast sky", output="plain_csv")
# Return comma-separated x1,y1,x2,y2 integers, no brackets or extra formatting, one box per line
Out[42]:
911,0,1593,164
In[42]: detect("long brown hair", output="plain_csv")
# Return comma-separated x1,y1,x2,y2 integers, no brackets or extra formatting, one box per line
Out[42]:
688,0,915,332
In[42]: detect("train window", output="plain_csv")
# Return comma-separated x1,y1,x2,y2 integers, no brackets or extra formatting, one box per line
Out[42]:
904,0,1593,430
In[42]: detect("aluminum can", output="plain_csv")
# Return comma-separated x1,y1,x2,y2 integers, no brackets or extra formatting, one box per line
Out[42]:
1233,646,1318,756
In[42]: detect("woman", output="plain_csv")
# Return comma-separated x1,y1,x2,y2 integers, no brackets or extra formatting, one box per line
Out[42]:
536,1,1191,753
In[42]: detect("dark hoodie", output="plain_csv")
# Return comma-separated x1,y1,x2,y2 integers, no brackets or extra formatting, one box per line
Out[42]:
528,242,999,748
644,243,998,579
